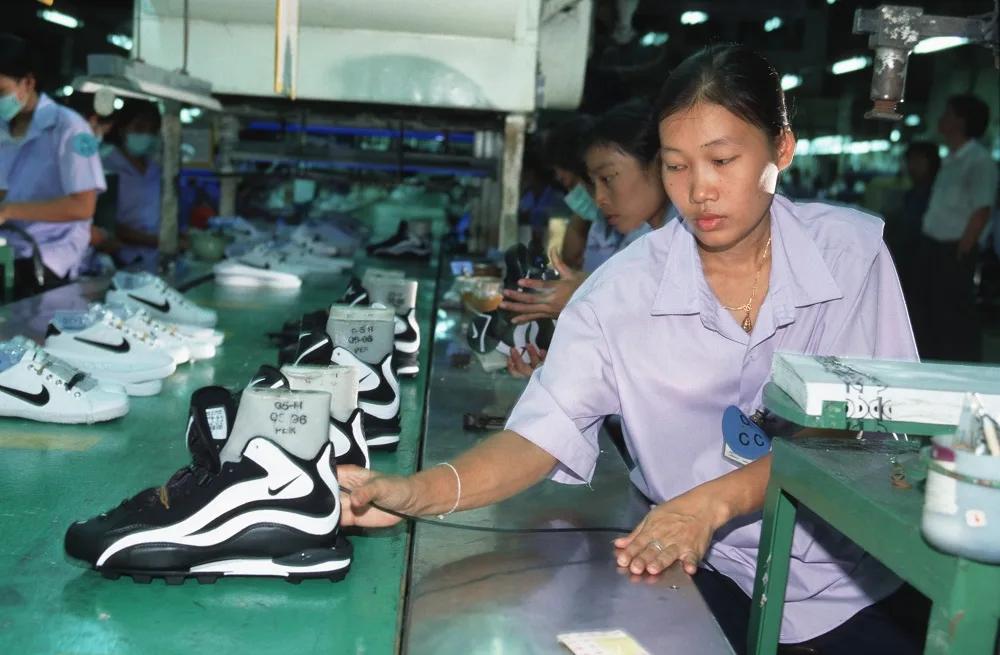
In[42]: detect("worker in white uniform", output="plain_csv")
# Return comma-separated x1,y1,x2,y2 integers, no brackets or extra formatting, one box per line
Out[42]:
914,94,998,362
101,99,167,269
0,33,106,299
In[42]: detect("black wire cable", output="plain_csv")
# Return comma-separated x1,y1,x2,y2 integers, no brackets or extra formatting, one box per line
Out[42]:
339,486,633,535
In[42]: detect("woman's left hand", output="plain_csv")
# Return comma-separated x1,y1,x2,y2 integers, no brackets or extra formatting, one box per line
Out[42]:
500,250,585,324
507,343,546,378
613,487,727,576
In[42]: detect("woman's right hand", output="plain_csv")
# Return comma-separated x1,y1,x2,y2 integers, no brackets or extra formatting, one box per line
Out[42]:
336,465,419,529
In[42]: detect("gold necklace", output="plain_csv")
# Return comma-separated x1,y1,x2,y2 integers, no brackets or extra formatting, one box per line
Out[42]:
722,236,771,333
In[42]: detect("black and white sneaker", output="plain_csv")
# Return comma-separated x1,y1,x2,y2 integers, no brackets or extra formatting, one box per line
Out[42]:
335,276,370,307
367,222,431,260
294,331,401,451
467,310,554,363
392,309,420,377
64,386,352,584
247,365,370,469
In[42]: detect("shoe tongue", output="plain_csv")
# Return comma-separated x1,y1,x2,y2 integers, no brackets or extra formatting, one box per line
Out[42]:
185,386,237,473
247,364,289,390
294,330,332,365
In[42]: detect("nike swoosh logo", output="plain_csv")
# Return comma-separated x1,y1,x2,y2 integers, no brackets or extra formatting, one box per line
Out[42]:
128,294,170,313
470,324,479,339
268,476,301,496
0,384,50,406
74,336,131,354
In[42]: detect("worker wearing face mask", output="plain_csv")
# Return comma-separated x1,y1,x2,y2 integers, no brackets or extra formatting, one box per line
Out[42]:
101,99,169,269
0,34,106,299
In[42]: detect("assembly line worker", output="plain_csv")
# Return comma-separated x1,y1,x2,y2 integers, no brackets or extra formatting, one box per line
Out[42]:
503,100,673,376
546,114,602,270
914,94,998,363
0,34,106,299
102,99,168,269
64,91,124,266
338,45,928,654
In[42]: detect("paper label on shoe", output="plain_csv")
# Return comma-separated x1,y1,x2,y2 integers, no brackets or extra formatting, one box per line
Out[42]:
205,406,228,441
557,630,650,655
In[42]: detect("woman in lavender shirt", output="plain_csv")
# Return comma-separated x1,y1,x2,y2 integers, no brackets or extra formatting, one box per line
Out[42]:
340,46,925,654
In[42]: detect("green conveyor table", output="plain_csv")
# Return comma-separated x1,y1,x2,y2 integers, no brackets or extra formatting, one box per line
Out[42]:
0,264,437,655
749,383,1000,655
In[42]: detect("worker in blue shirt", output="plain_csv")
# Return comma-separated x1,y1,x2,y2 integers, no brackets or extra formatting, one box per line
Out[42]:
0,34,106,299
101,99,167,268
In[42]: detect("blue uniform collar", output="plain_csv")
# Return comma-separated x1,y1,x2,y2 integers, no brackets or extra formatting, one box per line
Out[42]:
0,93,59,143
650,194,843,319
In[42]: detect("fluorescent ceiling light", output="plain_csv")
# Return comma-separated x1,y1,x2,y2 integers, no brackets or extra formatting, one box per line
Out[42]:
680,11,708,26
831,56,870,75
73,55,222,112
60,85,74,97
890,129,901,142
913,37,970,54
640,32,669,47
113,98,125,110
38,9,80,29
180,109,194,124
764,17,782,32
188,108,203,118
108,34,134,51
781,75,802,91
938,145,949,158
904,115,921,127
826,0,836,4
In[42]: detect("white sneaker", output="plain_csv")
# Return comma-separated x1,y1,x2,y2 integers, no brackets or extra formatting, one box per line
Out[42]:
104,302,216,361
214,247,308,289
0,340,130,424
43,310,177,397
91,304,191,366
107,272,218,328
169,324,225,347
273,242,354,276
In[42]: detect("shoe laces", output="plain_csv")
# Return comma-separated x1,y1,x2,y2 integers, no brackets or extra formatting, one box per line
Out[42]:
26,347,93,395
153,279,193,308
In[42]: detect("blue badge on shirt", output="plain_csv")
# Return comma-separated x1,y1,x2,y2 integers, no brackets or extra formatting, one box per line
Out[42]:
721,405,772,466
72,133,99,157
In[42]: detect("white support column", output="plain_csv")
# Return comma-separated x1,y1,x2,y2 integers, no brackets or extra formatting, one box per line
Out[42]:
158,100,182,267
216,114,240,217
499,113,527,251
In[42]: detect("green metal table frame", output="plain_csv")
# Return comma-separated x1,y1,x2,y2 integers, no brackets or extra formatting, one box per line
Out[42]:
748,383,1000,655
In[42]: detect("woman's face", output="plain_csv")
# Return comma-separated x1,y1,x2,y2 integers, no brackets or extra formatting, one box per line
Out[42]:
586,145,665,234
658,101,794,251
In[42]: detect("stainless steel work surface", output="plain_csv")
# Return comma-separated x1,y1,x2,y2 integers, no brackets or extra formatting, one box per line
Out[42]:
402,307,734,655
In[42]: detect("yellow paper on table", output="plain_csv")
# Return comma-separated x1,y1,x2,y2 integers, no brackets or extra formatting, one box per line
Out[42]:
557,629,650,655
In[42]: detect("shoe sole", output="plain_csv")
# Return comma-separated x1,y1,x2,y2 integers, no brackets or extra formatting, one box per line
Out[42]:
396,366,419,377
366,435,400,452
121,378,165,397
214,275,303,289
94,539,353,584
0,402,129,424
